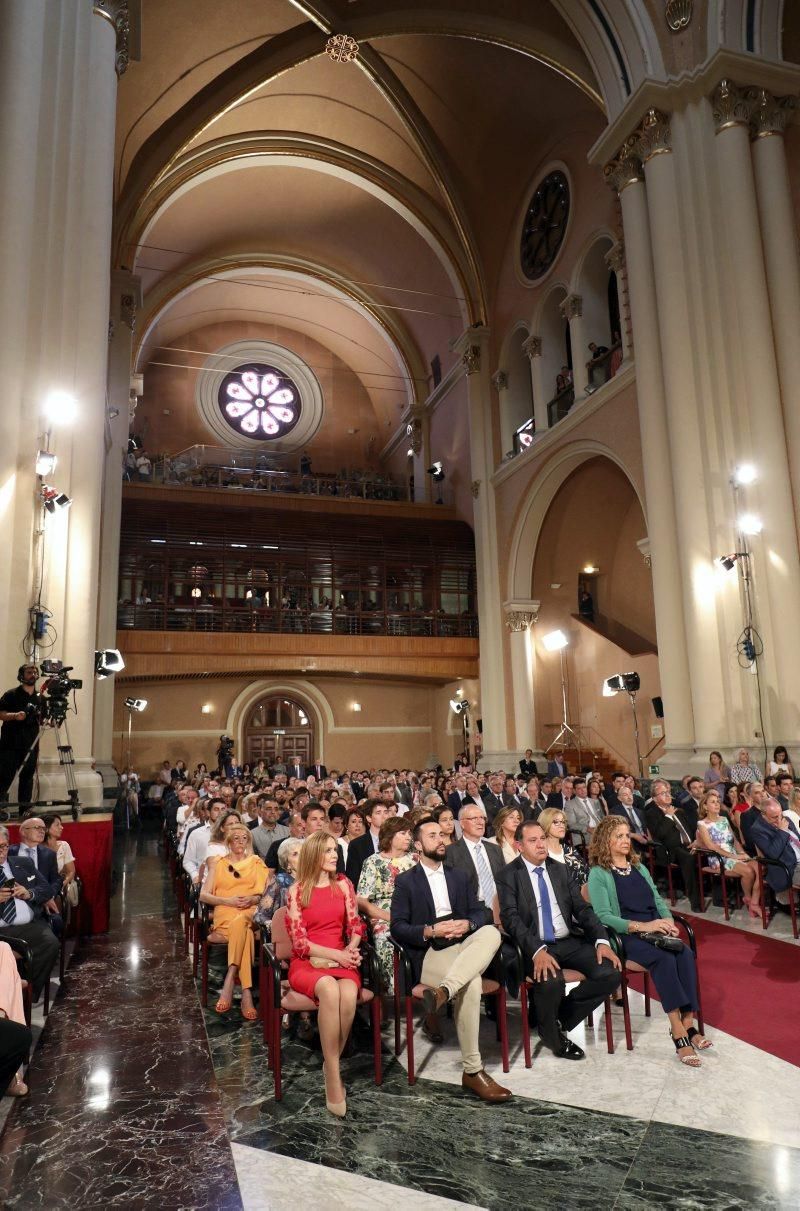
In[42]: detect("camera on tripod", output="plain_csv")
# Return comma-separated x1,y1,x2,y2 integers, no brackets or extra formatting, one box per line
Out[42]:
40,659,83,725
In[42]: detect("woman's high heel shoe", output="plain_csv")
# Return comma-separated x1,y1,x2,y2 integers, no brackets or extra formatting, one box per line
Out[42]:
323,1062,346,1116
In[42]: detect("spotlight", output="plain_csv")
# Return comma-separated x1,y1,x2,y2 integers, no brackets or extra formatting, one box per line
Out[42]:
352,701,362,712
427,461,445,481
450,698,469,715
603,672,641,696
190,587,202,599
95,649,125,679
43,389,78,426
36,450,57,477
738,513,763,536
542,629,568,652
732,463,757,486
41,486,72,513
718,554,738,572
124,698,147,712
583,564,599,574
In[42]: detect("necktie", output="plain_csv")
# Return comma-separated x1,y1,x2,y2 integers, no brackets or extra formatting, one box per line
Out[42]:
1,874,16,924
473,843,496,906
23,845,36,864
534,867,555,943
673,814,691,845
626,807,638,831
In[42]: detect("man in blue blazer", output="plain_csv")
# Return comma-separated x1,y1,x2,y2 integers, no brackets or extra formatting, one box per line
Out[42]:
10,815,63,935
391,819,512,1103
751,799,800,898
0,825,59,998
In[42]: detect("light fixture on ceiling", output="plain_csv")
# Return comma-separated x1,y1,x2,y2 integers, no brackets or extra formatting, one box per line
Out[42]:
36,450,57,477
95,649,125,679
583,564,599,574
325,33,359,63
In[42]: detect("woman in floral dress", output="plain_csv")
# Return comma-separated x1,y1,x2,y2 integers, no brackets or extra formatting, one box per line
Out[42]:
356,817,415,992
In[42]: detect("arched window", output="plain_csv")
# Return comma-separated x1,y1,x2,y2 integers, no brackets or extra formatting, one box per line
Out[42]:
218,363,301,440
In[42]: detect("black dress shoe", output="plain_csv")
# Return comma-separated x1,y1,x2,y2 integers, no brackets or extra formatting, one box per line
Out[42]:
552,1035,585,1060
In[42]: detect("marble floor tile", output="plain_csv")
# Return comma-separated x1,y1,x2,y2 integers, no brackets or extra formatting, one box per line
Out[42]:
683,903,800,946
231,1143,487,1211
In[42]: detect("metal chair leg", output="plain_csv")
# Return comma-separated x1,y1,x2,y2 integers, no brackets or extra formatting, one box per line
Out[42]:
620,976,633,1050
372,997,383,1086
520,982,532,1068
604,997,614,1053
405,994,415,1085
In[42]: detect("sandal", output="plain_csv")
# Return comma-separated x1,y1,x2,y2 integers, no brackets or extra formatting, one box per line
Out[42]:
215,997,232,1014
687,1026,712,1050
241,1004,258,1021
672,1031,701,1067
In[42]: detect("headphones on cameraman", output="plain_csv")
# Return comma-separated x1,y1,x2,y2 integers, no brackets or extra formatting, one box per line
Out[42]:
17,665,39,683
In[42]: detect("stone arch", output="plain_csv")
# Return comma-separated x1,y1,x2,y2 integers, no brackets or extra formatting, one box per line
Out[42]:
497,322,534,453
226,679,335,764
571,230,619,363
533,281,570,418
507,440,646,601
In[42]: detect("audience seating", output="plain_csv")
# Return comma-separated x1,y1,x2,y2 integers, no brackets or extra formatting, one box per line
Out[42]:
754,852,799,939
694,853,742,920
605,911,703,1051
260,907,382,1100
513,951,614,1066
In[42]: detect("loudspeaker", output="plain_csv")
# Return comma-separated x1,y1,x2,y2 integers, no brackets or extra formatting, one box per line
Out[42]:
476,717,483,735
651,696,664,719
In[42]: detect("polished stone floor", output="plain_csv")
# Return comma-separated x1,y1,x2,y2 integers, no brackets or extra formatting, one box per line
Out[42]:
0,828,797,1210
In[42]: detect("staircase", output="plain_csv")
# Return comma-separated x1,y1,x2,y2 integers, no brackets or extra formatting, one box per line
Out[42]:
557,745,627,781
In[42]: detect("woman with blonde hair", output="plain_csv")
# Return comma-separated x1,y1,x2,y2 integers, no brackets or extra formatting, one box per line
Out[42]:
487,806,522,864
588,816,708,1067
538,806,588,885
285,831,364,1117
200,824,268,1019
696,789,759,916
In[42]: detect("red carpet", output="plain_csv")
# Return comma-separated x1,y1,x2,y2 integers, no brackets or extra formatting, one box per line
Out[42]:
626,916,800,1066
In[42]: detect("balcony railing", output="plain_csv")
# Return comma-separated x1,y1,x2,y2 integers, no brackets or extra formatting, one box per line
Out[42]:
126,445,448,505
116,602,479,638
547,385,575,427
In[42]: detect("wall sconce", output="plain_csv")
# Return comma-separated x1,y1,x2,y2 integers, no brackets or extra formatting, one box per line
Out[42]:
352,702,362,712
201,703,212,714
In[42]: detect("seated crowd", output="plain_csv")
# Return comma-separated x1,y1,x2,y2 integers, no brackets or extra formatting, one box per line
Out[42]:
0,811,80,1101
160,744,799,1116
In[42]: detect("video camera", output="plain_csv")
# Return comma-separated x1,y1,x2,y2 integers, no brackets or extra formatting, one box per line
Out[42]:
218,734,234,756
40,659,83,725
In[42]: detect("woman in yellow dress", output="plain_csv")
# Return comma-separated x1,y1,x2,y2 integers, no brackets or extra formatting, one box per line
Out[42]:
200,824,268,1019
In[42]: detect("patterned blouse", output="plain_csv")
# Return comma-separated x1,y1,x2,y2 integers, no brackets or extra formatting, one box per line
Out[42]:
284,874,364,960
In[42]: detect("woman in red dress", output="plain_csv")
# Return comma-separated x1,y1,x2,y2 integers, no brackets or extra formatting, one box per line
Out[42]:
285,830,364,1117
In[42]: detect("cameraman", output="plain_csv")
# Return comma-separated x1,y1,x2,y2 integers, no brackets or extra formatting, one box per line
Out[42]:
216,735,234,779
0,665,44,810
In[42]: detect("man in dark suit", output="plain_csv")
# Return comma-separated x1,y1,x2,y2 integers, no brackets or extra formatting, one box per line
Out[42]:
497,821,620,1058
11,817,62,900
502,777,526,812
286,757,306,782
447,774,477,816
609,786,649,853
444,804,504,924
602,773,625,812
0,826,60,998
345,799,389,889
481,775,505,825
546,750,568,779
546,776,574,813
738,781,766,855
308,760,327,781
644,783,701,910
751,798,800,901
519,750,539,779
391,819,511,1103
775,774,793,814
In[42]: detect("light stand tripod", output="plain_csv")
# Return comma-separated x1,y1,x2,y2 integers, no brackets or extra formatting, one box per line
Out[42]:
625,688,644,780
0,715,80,823
544,646,582,769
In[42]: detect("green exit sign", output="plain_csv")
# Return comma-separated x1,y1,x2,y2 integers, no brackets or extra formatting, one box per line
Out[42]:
648,764,660,776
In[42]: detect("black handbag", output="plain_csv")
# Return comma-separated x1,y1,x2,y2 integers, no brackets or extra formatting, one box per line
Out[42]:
638,931,683,952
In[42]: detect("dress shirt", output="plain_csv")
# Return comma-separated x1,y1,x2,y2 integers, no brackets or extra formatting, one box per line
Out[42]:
665,810,692,846
369,828,380,853
421,862,453,918
182,823,211,880
0,861,33,924
462,837,496,905
17,844,38,867
251,823,289,860
521,856,604,957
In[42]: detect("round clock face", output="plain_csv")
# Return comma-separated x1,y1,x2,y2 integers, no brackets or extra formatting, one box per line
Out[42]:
217,363,301,440
520,170,570,281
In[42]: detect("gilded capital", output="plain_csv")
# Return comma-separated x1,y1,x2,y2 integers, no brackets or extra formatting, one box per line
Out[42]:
93,1,131,76
462,345,481,375
747,88,797,139
522,334,542,359
711,79,752,133
637,108,672,162
636,537,652,569
604,242,625,274
560,293,582,321
491,370,509,392
503,600,540,631
603,146,644,195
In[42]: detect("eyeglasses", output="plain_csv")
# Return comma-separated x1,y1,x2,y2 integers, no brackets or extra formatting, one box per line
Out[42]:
227,864,242,879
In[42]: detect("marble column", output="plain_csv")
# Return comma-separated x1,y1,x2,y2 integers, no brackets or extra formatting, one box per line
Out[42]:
523,335,548,433
710,81,800,733
604,148,695,763
492,370,512,453
604,242,633,363
94,273,141,785
503,600,543,761
749,89,800,527
453,327,511,768
560,294,588,398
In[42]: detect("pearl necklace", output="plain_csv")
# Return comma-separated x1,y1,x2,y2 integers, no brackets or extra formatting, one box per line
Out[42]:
612,863,633,876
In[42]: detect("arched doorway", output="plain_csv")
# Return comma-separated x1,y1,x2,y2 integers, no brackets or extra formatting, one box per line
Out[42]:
244,695,315,768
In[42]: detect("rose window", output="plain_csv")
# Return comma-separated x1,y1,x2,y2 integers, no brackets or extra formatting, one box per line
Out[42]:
217,363,301,440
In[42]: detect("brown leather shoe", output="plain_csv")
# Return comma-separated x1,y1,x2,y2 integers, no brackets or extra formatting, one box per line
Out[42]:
461,1069,512,1103
422,985,449,1014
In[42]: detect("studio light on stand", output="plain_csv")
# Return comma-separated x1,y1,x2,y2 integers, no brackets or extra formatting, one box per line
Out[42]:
36,450,57,477
602,672,643,778
41,486,72,514
123,698,147,828
450,697,471,765
542,629,581,766
95,649,125,679
427,461,445,504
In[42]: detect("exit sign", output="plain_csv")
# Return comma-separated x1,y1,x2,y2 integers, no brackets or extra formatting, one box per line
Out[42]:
648,764,660,775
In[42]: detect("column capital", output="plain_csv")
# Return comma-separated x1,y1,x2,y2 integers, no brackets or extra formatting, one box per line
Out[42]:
636,107,672,162
407,416,423,455
491,370,509,391
451,324,489,376
636,537,652,568
503,599,540,630
470,479,481,498
747,87,798,139
560,293,582,321
711,79,753,134
604,242,625,273
665,0,694,32
93,2,133,76
603,147,644,196
522,334,542,359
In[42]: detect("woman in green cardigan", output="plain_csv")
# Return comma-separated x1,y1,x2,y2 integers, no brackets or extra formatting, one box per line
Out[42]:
588,815,710,1068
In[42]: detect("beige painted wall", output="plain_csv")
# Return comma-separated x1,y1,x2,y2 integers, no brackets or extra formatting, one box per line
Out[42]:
113,674,479,775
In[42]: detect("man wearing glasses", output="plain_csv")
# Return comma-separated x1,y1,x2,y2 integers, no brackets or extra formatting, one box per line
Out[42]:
0,825,59,999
